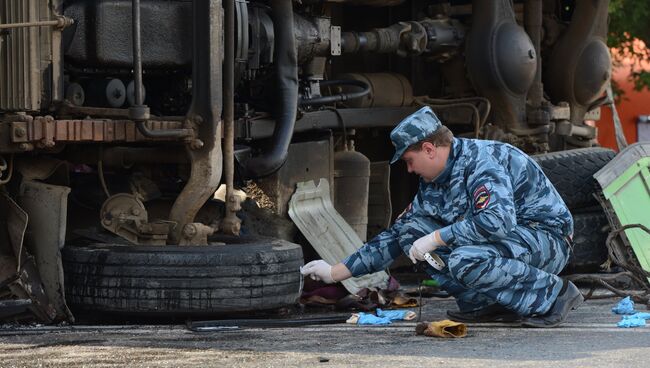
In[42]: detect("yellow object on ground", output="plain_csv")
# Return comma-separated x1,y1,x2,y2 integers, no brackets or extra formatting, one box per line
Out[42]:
390,295,418,308
416,320,468,338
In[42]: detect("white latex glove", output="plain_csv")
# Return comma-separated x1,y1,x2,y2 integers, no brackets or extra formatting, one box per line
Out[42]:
300,260,335,283
408,231,443,264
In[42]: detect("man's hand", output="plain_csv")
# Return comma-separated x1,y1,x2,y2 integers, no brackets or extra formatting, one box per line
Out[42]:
408,231,445,264
300,260,335,283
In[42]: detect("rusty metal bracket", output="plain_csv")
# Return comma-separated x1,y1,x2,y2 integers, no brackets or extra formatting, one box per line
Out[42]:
100,193,171,245
179,223,215,246
168,0,224,245
8,117,186,151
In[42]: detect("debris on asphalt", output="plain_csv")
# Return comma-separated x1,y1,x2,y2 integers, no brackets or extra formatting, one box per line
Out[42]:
390,295,418,308
617,312,650,328
612,296,636,315
415,320,467,338
376,308,417,321
347,313,391,325
618,315,646,328
421,279,440,287
346,309,416,325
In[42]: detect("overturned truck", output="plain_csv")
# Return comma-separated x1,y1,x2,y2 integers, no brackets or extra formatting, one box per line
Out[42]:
0,0,613,322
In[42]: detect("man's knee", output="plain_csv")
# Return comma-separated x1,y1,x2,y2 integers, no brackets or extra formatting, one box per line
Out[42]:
448,247,495,287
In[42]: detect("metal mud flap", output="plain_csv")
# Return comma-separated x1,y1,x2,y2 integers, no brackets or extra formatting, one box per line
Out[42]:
289,178,389,294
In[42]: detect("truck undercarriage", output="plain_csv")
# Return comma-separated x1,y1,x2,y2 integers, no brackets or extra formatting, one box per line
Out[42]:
0,0,613,322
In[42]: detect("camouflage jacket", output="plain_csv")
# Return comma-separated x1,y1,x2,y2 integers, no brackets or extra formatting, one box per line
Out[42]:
342,137,574,277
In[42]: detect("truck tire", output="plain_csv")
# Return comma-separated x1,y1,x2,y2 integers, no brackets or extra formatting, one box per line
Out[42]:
62,236,303,315
532,147,615,209
565,211,610,273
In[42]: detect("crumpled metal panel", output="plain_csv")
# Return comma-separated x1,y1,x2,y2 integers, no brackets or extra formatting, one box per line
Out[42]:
289,178,389,294
0,194,27,267
18,180,74,322
0,193,56,322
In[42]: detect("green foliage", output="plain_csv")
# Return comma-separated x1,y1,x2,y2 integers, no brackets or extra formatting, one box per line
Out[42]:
608,0,650,91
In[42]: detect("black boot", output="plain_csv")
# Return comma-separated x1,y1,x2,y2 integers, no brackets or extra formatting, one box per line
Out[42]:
447,304,521,323
521,280,583,328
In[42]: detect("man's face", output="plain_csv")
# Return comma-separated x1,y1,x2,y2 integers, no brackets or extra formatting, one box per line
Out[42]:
401,143,443,182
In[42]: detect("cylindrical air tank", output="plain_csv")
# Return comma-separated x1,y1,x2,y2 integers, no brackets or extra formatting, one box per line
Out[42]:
333,147,370,241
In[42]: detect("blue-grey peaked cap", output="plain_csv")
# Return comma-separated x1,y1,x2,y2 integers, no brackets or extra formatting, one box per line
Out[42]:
389,106,442,164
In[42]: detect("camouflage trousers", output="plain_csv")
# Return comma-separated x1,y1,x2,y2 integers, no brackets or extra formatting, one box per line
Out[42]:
399,218,570,316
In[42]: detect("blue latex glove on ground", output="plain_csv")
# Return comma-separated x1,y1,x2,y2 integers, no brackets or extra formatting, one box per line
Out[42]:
376,308,409,321
612,296,636,315
349,309,417,325
617,315,647,328
616,312,650,328
356,313,392,325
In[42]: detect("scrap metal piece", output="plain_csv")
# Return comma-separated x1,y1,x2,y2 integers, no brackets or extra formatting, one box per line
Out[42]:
17,180,74,322
0,194,27,267
0,193,56,322
100,193,170,245
10,258,57,322
288,178,389,294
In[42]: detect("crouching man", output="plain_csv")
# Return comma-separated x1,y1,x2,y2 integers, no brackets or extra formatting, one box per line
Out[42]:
301,106,583,328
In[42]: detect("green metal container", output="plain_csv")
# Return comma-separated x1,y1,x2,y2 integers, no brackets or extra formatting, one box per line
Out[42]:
594,143,650,281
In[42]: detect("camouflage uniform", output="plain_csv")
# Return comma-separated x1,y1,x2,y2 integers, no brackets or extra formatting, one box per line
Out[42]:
342,107,573,317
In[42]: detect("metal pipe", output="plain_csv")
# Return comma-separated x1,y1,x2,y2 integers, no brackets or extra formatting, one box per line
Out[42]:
525,0,543,108
0,17,73,30
298,79,371,106
220,0,241,235
132,0,144,107
129,0,192,138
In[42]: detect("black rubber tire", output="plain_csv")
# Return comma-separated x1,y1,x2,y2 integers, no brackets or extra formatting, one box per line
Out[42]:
62,236,303,315
532,147,616,209
565,211,610,273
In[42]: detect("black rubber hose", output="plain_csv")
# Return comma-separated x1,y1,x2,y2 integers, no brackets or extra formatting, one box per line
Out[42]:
244,0,298,178
299,79,371,106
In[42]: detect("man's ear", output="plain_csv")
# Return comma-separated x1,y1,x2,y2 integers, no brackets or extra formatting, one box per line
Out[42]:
421,142,436,157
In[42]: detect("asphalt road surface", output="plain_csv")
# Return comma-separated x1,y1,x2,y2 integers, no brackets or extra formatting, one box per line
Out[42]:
0,297,648,367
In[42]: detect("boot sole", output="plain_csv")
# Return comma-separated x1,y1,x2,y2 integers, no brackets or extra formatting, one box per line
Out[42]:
520,293,584,328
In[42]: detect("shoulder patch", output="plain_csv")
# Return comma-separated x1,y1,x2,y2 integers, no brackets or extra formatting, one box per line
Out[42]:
473,185,490,210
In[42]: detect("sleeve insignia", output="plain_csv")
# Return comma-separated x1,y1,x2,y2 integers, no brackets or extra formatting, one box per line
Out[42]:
473,185,490,210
